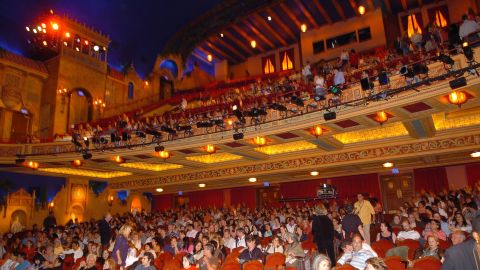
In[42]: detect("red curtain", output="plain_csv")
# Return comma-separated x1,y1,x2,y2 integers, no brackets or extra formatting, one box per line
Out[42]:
413,167,448,193
279,48,295,71
152,194,174,210
279,173,380,204
231,187,257,209
401,12,424,32
186,189,224,208
261,54,276,75
427,5,450,27
466,163,480,187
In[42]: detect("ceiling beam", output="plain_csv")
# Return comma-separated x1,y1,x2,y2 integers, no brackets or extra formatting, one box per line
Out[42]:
223,30,256,56
211,36,245,61
279,3,303,28
197,45,226,63
203,41,237,63
191,51,214,66
312,0,333,25
231,24,267,53
265,7,297,41
400,0,408,11
383,0,392,14
242,20,276,49
295,0,319,28
330,0,346,21
250,14,288,47
348,0,360,16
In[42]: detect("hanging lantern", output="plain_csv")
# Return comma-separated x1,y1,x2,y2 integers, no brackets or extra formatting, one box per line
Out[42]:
312,125,323,137
207,54,213,62
205,144,216,154
254,136,267,146
448,90,467,107
301,24,307,33
374,111,388,124
250,40,257,48
159,150,170,160
72,159,82,167
358,5,366,15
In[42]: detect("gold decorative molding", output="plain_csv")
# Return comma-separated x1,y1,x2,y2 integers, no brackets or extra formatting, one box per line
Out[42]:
109,133,480,190
333,122,409,144
433,111,480,131
38,168,131,178
253,140,317,155
185,153,242,164
119,162,183,171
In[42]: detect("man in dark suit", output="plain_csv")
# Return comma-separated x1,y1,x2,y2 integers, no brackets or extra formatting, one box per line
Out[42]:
442,214,480,270
98,213,112,247
312,206,335,265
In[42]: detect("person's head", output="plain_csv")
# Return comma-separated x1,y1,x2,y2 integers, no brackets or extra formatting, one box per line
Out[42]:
141,252,153,267
182,254,196,269
170,236,177,246
427,235,439,250
119,224,132,238
86,254,97,267
204,243,215,258
471,214,480,244
286,233,297,245
271,235,281,246
236,227,245,238
246,235,256,250
103,258,116,270
16,252,26,263
105,213,112,222
357,193,364,202
102,249,109,259
430,220,440,231
312,254,331,270
380,222,391,233
72,240,80,250
351,234,363,252
340,239,353,253
144,243,152,251
401,220,411,231
451,230,466,245
365,257,387,270
194,240,203,252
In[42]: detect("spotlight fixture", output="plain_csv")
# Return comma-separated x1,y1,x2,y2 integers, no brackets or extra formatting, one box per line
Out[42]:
220,33,224,38
448,90,467,107
449,76,467,90
382,162,394,168
267,16,272,21
250,40,256,48
82,152,92,160
156,188,164,192
399,65,414,78
437,53,454,66
198,183,206,188
83,136,90,147
93,45,99,52
207,54,213,62
310,171,319,176
25,161,39,170
25,26,30,31
323,111,336,121
233,132,244,140
463,41,474,61
358,5,366,15
301,24,307,33
249,177,257,183
51,22,59,30
471,151,480,158
155,145,165,152
65,32,71,38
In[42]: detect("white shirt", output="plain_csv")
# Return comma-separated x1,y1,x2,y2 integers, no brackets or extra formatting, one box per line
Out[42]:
186,229,198,238
286,224,296,234
334,71,345,85
0,259,18,270
236,236,246,248
337,249,375,270
62,248,84,262
302,65,312,77
459,19,480,39
224,237,236,251
397,230,420,240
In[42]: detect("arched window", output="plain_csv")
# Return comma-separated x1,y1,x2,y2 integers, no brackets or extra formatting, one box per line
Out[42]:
407,14,422,38
435,10,447,28
128,82,134,100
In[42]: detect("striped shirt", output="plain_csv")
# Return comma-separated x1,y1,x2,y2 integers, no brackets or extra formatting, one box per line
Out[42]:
337,249,375,270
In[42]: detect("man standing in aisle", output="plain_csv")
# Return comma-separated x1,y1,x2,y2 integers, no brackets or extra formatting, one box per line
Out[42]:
354,193,375,244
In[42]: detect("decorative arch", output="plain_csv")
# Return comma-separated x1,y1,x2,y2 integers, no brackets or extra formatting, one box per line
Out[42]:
159,59,179,79
130,196,142,213
10,209,27,232
66,88,93,129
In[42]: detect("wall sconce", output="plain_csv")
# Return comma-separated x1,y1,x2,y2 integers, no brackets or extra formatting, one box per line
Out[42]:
93,98,106,110
108,195,114,206
57,88,68,113
48,201,55,210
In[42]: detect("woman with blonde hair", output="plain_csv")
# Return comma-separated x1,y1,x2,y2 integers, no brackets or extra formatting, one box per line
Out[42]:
112,224,132,269
365,257,387,270
103,258,117,270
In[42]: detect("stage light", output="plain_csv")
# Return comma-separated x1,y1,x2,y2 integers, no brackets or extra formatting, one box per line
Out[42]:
114,156,124,163
310,171,319,176
75,47,80,52
323,111,336,121
33,29,37,34
43,41,48,46
312,125,323,137
84,40,89,45
249,177,257,183
358,5,366,15
463,42,474,61
37,26,42,31
93,45,99,51
65,32,71,38
43,29,46,33
232,105,238,111
471,151,480,158
251,40,256,48
301,24,307,33
156,188,164,192
41,23,46,28
205,144,216,154
374,111,388,125
207,54,213,62
155,145,165,152
64,41,68,46
72,160,82,167
383,162,394,168
199,183,206,188
26,26,30,31
291,95,304,107
449,77,467,90
399,65,414,78
267,16,272,21
220,33,224,38
26,161,39,170
233,132,244,140
159,151,170,160
51,22,59,30
448,90,467,107
227,119,233,126
82,152,92,160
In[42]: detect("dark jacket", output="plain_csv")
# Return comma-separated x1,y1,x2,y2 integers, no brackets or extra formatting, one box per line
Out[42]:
312,215,334,243
442,240,480,270
98,219,111,246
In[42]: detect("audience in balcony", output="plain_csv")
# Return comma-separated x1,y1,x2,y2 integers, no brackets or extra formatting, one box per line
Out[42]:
459,14,480,40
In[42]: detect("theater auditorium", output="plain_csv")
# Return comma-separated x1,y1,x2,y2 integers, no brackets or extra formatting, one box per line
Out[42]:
0,0,479,269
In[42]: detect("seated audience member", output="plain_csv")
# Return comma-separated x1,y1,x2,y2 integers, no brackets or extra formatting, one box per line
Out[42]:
238,235,263,263
333,69,345,87
390,215,402,229
198,244,219,270
14,252,31,270
414,235,444,260
284,233,305,268
312,254,331,270
61,240,84,262
376,222,396,244
134,252,156,270
450,230,466,245
424,219,447,241
337,234,375,270
449,211,472,233
182,254,199,270
295,226,308,242
235,228,247,249
193,240,204,262
265,235,284,254
78,254,98,270
397,220,420,241
365,257,387,270
222,230,235,251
